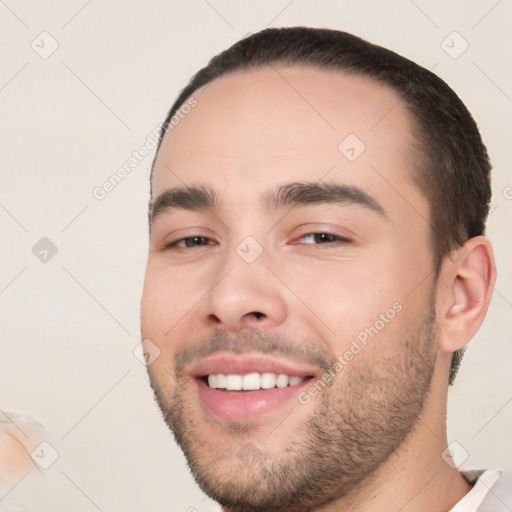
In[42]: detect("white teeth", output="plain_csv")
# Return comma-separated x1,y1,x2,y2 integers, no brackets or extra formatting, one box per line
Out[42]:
242,373,261,390
260,372,276,389
225,374,243,390
216,374,226,388
207,372,306,390
289,376,303,386
276,374,289,388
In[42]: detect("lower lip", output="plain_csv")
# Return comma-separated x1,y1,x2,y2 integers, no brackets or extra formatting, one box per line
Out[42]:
194,378,313,423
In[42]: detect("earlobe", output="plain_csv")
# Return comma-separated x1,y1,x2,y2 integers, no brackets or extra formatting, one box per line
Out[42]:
439,236,496,354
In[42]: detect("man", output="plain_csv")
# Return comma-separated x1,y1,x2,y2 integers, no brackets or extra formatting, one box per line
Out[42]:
141,27,504,511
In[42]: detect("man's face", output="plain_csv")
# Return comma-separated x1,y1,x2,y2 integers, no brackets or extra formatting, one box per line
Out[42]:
141,67,439,511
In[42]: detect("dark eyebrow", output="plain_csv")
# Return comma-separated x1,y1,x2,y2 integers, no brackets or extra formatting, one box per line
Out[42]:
149,186,217,224
149,181,387,228
263,182,388,218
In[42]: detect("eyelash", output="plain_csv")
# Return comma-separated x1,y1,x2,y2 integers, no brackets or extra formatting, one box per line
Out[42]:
164,236,214,249
292,232,351,246
163,232,351,250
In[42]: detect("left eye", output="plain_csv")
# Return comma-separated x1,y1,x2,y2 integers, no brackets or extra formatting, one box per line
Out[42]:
295,233,349,245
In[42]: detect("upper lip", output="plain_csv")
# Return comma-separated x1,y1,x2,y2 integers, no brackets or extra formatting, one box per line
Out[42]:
188,353,319,379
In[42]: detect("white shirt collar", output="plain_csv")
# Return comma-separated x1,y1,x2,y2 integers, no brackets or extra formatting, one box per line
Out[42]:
449,469,502,511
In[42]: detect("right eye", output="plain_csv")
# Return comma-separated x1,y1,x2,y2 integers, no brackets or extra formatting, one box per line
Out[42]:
164,236,216,249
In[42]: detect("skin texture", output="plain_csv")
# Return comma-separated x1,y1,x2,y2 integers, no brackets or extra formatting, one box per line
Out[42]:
141,66,496,511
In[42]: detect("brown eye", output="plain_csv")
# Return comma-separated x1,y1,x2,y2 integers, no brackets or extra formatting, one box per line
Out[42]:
183,236,211,247
165,236,214,249
297,233,350,245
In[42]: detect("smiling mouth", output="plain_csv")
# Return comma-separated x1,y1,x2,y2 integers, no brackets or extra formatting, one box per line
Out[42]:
188,353,319,421
203,372,312,391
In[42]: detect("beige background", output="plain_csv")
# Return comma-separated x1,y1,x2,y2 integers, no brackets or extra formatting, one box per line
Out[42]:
0,0,510,510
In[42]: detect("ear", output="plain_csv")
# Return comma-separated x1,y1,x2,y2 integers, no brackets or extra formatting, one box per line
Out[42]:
437,236,496,354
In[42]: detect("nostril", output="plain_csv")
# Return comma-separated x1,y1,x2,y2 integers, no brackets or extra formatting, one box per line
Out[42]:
247,311,265,320
207,314,222,324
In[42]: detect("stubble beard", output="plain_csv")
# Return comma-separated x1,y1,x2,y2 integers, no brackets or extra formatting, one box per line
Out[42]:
148,302,438,512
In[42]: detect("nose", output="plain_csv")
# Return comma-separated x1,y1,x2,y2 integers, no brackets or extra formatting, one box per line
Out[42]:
203,254,288,332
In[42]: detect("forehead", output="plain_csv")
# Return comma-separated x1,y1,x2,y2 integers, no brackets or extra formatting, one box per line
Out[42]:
152,65,427,222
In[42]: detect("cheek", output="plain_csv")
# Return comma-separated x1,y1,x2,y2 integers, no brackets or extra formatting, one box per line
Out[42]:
284,263,390,328
283,256,424,351
141,260,217,364
141,264,196,339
